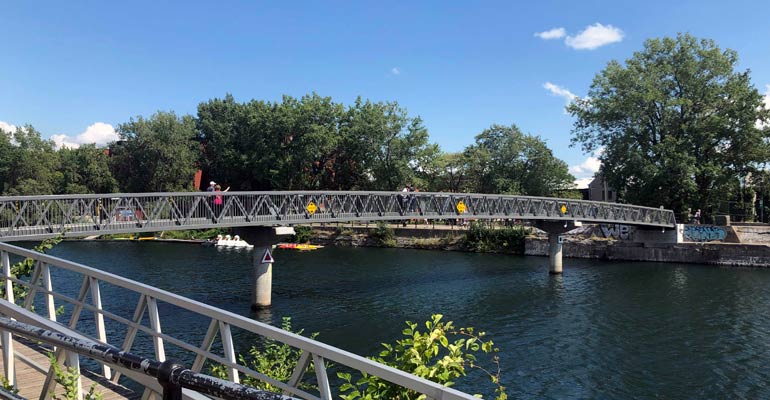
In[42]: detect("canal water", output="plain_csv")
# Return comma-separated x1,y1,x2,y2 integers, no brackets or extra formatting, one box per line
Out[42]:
46,241,770,399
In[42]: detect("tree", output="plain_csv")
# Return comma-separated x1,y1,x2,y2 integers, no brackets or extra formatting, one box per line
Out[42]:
110,112,199,192
1,126,61,195
569,34,770,217
464,124,574,196
59,145,119,194
198,94,438,191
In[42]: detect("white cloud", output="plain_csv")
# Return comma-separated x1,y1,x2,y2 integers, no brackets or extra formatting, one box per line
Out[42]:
51,134,80,149
573,177,593,190
565,23,624,50
391,67,400,75
543,82,577,103
0,121,17,133
759,84,770,129
569,148,604,188
534,27,566,40
76,122,118,145
569,155,601,176
52,122,119,150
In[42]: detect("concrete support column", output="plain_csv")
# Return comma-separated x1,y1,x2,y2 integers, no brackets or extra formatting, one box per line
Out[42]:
548,233,563,274
252,249,272,309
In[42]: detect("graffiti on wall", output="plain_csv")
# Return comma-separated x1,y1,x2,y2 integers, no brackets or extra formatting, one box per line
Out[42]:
683,225,727,242
601,224,633,240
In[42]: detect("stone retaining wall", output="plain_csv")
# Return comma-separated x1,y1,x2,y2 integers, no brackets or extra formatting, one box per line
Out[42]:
525,238,770,267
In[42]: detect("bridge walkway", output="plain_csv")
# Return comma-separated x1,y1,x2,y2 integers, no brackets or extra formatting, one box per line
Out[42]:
0,337,137,400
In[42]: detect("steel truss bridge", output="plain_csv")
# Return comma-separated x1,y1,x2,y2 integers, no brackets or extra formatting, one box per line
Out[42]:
0,191,676,241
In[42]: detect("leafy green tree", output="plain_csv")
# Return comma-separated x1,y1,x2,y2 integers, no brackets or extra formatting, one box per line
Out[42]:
198,93,344,190
464,124,574,196
1,126,61,195
569,33,770,216
59,144,119,194
198,94,438,191
110,111,199,192
338,314,506,400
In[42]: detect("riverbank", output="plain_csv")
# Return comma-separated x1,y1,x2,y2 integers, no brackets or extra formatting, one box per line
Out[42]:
303,224,770,268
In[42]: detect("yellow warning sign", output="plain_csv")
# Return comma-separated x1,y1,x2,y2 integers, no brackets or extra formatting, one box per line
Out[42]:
456,200,467,214
306,201,318,215
560,204,568,214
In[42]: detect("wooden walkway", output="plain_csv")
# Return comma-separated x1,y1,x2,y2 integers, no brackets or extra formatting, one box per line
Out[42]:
0,337,138,400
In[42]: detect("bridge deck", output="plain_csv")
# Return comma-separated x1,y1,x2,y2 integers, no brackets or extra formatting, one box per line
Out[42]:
0,337,138,400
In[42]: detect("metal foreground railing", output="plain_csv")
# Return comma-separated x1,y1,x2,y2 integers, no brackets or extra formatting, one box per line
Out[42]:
0,242,478,400
0,315,293,400
0,191,676,241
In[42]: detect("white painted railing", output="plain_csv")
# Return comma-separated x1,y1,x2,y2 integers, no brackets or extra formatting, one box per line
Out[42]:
0,242,477,400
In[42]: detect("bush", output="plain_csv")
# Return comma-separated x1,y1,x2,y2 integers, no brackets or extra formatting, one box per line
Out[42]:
462,222,529,253
290,226,314,243
48,353,103,400
338,314,506,399
209,317,318,392
369,222,396,247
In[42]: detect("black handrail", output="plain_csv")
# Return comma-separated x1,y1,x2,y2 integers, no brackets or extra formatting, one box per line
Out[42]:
0,317,292,400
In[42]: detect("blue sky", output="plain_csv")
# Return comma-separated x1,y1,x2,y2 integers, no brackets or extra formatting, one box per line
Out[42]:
2,1,769,187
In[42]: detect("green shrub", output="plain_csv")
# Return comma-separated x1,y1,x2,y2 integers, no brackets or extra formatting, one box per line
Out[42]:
338,314,506,399
462,222,529,253
0,377,18,394
48,353,102,400
290,226,314,243
209,317,318,392
369,222,396,247
0,236,63,304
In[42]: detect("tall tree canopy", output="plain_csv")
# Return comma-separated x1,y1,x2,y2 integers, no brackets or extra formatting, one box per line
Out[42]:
463,124,574,196
569,34,770,216
197,94,438,191
110,111,199,192
0,126,61,195
59,144,119,194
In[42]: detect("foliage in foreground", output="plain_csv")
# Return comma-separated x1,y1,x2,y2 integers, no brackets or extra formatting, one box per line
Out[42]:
462,222,530,254
48,353,103,400
338,314,506,400
0,236,63,304
209,317,319,392
0,377,18,394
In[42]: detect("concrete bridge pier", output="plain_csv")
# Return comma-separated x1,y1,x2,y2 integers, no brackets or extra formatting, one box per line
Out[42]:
252,250,273,309
548,233,563,274
233,226,295,309
535,221,579,275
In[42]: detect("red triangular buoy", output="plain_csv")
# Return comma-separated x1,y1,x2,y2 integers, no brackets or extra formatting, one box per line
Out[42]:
260,248,274,264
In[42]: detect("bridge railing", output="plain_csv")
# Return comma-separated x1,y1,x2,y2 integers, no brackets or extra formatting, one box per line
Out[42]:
0,242,477,400
0,313,293,400
0,191,677,240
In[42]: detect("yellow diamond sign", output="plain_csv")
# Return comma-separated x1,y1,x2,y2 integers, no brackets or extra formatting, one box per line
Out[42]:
306,201,318,215
560,204,568,214
456,200,467,214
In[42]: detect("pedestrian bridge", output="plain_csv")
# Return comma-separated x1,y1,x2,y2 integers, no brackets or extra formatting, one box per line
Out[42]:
0,191,676,241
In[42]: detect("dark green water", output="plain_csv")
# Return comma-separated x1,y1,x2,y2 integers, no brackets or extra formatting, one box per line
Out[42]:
46,241,770,399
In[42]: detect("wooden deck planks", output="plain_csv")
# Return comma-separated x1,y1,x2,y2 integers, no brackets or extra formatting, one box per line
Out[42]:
0,337,139,400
